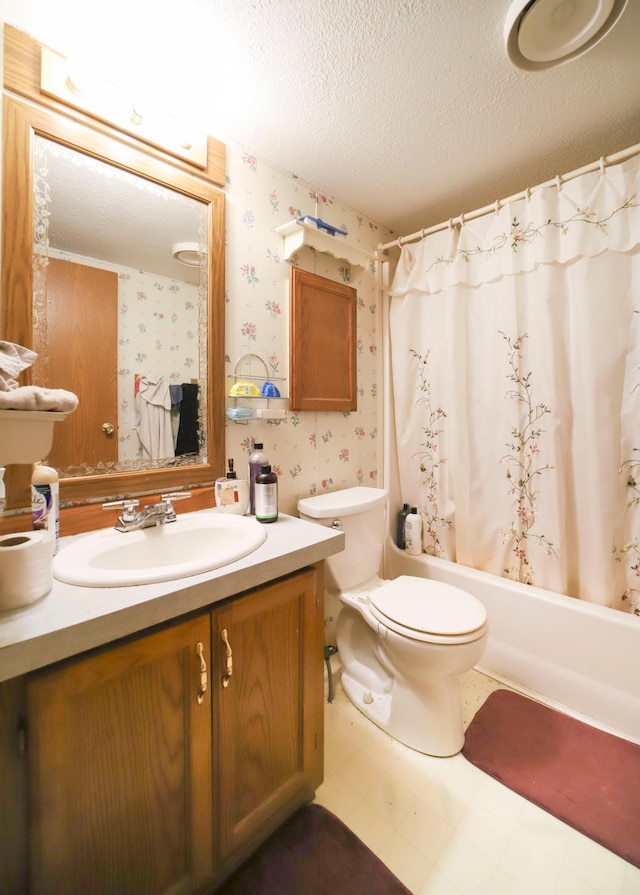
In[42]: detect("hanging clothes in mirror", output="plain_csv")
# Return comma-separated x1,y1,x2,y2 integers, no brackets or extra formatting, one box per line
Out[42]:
175,382,200,456
134,375,174,460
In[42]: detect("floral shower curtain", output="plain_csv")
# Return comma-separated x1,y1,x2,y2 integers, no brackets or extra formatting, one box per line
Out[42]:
389,152,640,613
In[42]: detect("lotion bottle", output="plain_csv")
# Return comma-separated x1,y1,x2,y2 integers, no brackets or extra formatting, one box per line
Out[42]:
404,507,422,556
31,462,60,553
255,464,278,523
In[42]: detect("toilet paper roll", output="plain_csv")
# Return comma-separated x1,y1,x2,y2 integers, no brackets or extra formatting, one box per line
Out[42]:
0,530,54,611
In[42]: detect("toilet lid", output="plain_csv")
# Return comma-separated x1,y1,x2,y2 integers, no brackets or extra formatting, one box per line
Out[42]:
370,576,486,637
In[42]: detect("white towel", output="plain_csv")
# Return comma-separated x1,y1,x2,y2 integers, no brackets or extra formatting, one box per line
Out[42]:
134,377,174,460
0,386,79,412
0,340,37,390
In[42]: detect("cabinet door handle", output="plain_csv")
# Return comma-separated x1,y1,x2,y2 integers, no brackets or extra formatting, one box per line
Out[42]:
196,641,208,704
221,628,233,688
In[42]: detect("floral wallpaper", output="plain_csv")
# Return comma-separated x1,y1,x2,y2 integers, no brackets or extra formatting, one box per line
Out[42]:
223,145,391,640
116,267,200,461
224,143,391,516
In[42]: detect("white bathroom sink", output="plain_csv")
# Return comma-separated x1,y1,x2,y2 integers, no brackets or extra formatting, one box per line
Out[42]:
53,512,267,587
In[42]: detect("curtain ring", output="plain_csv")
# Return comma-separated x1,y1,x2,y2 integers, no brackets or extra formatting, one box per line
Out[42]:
448,218,454,230
556,175,562,192
600,156,606,176
396,237,403,249
525,187,531,200
459,212,465,227
494,200,500,215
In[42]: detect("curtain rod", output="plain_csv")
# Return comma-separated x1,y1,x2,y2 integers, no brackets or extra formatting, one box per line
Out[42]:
378,142,640,253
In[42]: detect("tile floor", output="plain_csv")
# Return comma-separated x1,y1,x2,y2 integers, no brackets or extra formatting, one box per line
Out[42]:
314,667,640,895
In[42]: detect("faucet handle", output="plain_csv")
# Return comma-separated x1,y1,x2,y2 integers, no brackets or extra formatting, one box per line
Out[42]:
102,499,140,522
160,492,192,504
156,492,190,524
103,499,140,508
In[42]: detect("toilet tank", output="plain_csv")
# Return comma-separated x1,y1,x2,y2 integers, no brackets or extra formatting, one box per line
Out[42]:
298,487,388,590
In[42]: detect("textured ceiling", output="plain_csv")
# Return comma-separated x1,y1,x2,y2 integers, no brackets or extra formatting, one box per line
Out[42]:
2,0,640,238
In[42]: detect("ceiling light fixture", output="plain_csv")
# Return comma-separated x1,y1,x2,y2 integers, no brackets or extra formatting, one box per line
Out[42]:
504,0,628,70
172,242,204,267
40,47,209,167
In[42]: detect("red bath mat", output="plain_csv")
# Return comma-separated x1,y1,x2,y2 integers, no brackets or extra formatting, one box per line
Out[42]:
213,803,412,894
462,689,640,868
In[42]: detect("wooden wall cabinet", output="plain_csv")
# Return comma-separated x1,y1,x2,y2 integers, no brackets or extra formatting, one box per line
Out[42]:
289,268,357,412
3,567,323,895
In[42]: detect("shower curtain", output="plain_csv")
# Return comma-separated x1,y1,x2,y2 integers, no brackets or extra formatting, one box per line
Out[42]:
389,152,640,613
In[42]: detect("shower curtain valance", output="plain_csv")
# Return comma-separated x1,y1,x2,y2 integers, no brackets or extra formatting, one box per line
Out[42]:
389,153,640,297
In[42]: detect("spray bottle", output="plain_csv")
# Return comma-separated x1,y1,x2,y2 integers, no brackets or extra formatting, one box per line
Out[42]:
31,462,60,554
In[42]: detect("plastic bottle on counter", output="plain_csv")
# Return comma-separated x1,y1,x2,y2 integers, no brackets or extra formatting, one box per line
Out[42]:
404,507,422,556
31,462,60,553
255,465,278,523
248,442,269,515
396,502,410,549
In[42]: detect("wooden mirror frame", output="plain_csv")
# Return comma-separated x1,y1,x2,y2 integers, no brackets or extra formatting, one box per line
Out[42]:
1,95,226,519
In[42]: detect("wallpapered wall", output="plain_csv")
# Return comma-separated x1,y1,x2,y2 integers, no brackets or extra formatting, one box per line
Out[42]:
116,268,199,463
223,143,391,517
223,145,391,640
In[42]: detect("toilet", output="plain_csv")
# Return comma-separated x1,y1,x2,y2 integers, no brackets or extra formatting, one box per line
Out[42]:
298,486,488,756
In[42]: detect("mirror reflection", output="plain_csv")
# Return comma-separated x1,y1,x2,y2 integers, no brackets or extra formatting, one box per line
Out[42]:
32,136,210,479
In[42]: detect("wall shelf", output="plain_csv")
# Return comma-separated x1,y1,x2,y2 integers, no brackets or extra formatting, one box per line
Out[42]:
276,220,373,273
0,409,68,465
226,353,288,423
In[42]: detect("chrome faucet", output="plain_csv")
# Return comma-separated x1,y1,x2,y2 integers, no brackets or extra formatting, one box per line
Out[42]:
103,492,191,532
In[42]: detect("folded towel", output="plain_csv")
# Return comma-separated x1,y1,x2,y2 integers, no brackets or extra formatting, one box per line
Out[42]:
0,340,37,390
0,386,79,412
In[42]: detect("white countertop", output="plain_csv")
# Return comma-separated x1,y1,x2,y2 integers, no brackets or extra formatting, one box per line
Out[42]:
0,511,344,683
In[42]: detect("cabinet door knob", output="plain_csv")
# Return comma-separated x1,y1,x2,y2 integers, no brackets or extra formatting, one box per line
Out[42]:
221,628,233,688
196,641,208,704
101,422,115,435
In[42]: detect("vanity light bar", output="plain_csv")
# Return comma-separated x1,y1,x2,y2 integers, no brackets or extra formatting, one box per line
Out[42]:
40,46,208,169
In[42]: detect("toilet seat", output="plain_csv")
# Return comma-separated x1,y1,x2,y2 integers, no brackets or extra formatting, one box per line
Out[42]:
369,576,488,644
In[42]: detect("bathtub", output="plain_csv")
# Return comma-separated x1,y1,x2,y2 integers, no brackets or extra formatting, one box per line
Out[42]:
386,543,640,744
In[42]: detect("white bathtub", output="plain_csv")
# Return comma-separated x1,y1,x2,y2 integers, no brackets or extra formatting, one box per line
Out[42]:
386,544,640,744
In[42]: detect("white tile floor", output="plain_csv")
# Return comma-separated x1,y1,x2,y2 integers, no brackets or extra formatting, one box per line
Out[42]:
314,667,640,895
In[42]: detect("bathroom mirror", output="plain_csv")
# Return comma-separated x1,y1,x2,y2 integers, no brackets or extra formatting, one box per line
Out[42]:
1,96,225,509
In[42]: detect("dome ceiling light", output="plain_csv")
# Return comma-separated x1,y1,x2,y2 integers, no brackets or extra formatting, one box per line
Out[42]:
172,242,203,267
504,0,628,70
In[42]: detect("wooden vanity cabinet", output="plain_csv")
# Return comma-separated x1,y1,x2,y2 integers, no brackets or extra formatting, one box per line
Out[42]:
212,566,323,880
15,565,323,895
26,612,214,895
